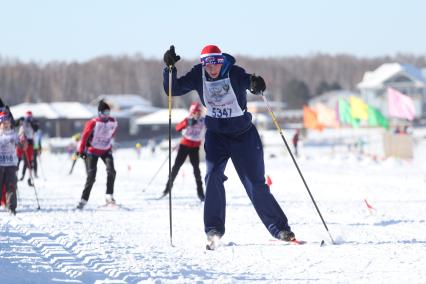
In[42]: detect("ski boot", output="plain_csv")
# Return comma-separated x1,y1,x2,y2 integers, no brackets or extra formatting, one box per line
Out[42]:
76,199,87,210
206,229,223,250
278,230,296,242
105,194,116,205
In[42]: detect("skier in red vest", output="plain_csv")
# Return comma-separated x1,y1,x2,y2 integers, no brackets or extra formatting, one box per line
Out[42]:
161,102,206,201
76,100,118,209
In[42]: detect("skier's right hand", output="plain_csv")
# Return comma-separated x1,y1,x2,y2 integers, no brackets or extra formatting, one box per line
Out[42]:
77,152,87,160
163,45,180,67
187,118,198,126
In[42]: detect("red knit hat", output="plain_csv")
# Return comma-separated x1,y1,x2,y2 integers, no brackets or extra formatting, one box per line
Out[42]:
0,110,10,122
200,45,224,66
189,102,202,114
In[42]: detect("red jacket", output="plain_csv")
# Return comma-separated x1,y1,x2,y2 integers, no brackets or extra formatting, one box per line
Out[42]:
79,117,118,156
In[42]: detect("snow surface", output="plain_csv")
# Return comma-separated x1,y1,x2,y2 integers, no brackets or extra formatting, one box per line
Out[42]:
1,130,426,284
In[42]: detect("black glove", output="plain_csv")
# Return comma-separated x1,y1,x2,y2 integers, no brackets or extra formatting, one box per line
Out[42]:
77,152,87,160
187,118,198,126
250,75,266,95
163,45,181,67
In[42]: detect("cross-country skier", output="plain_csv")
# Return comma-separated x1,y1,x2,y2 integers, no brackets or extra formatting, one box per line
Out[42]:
76,100,118,209
161,102,206,201
0,101,19,215
20,120,41,179
18,111,38,186
292,129,301,157
162,45,295,246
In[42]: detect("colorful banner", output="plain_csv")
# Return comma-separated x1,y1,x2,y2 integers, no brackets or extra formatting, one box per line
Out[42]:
387,87,415,121
350,96,368,121
303,106,324,131
315,103,339,128
367,106,389,129
338,98,360,127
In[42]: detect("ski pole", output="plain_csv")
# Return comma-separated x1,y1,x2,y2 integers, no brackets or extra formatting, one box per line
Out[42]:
261,93,335,244
37,153,46,181
68,153,78,175
142,145,178,192
167,64,174,247
24,148,41,210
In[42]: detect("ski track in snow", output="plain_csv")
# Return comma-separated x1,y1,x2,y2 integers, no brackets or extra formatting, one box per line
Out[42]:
1,132,426,283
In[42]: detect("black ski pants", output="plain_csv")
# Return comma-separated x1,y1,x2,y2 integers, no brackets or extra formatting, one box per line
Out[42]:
81,152,116,201
0,166,18,211
164,144,203,194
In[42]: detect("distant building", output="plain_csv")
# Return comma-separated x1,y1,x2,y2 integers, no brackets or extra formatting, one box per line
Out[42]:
135,108,188,140
357,63,426,118
93,94,159,115
247,100,303,129
92,94,160,139
308,90,358,109
10,102,96,138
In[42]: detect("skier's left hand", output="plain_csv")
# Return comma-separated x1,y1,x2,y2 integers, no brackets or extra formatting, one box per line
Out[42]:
77,152,87,160
250,75,266,95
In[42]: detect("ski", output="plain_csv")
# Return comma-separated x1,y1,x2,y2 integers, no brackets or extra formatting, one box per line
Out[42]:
289,239,306,245
269,239,307,245
157,193,167,200
97,203,131,211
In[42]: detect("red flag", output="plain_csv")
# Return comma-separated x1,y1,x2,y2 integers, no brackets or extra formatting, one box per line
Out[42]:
266,175,273,187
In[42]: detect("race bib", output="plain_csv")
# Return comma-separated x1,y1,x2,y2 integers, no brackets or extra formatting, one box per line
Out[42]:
202,72,244,118
91,121,117,150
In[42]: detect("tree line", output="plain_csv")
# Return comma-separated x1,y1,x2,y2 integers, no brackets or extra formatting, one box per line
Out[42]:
1,53,425,109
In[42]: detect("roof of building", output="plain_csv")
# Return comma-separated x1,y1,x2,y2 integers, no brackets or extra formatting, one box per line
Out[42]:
135,108,188,125
309,90,358,105
95,94,153,110
10,102,97,119
357,63,426,89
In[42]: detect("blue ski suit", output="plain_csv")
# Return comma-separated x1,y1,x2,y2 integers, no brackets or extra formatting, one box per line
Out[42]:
163,53,291,238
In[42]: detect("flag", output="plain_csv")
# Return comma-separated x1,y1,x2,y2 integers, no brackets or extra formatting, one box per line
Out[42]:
387,87,415,121
350,96,368,121
367,106,389,129
303,106,324,131
337,98,360,127
315,103,339,128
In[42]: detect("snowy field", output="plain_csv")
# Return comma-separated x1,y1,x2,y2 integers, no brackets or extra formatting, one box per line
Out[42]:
1,129,426,283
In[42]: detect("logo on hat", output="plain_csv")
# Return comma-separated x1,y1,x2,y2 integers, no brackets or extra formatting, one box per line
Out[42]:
200,45,224,66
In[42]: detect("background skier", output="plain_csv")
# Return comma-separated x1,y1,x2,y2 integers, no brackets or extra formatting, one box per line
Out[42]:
161,101,206,201
76,100,118,209
162,45,295,246
292,129,301,157
18,111,38,186
0,101,19,215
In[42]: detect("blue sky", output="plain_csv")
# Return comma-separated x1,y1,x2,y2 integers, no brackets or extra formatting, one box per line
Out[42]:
1,0,425,63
